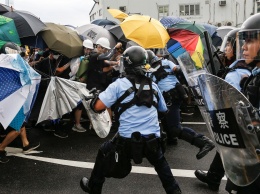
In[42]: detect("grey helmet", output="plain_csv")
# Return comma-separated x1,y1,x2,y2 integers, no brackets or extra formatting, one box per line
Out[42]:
237,13,260,62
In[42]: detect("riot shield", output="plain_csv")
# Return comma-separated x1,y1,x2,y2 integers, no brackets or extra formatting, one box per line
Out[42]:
176,51,211,128
198,73,260,186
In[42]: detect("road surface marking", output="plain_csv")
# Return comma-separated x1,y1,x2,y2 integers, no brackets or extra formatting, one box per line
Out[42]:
6,147,226,180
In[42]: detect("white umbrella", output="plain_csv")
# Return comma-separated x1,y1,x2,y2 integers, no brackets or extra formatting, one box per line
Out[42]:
37,76,111,138
76,24,116,48
216,26,237,40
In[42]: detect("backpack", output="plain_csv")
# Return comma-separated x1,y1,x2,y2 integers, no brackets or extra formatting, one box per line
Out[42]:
75,56,89,83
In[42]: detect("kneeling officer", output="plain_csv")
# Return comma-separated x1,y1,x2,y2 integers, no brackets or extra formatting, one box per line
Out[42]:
80,46,182,194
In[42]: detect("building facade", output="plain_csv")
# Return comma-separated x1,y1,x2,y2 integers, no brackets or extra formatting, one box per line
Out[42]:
90,0,260,27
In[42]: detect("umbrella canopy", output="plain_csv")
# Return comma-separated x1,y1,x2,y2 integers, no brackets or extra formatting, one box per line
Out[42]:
120,14,170,48
167,29,204,68
2,8,46,38
108,24,128,42
40,22,83,58
126,40,139,48
216,26,237,40
0,15,21,48
107,9,129,22
0,3,13,14
37,76,111,138
200,23,217,37
160,16,189,28
170,22,206,37
76,24,116,48
0,54,41,130
91,18,117,26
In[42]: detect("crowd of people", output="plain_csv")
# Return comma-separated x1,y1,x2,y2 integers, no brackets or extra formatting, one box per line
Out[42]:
0,12,260,194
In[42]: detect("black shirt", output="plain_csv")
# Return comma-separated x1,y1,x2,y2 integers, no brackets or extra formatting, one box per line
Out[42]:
86,52,109,91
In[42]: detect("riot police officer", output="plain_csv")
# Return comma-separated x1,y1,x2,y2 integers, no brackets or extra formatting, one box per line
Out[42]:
195,13,260,194
80,46,182,194
226,13,260,194
147,50,215,159
216,28,239,78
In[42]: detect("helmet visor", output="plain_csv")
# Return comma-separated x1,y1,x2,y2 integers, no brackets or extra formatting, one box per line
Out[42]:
220,35,236,55
237,29,260,63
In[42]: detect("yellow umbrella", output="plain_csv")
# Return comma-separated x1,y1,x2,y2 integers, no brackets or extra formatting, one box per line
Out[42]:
120,15,170,49
107,9,128,22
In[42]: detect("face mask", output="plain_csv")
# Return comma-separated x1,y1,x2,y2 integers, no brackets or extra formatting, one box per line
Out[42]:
53,55,60,59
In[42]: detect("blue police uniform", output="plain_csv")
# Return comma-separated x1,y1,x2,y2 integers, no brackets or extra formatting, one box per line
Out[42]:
155,59,205,148
225,60,251,91
99,77,167,138
156,59,179,92
82,75,181,194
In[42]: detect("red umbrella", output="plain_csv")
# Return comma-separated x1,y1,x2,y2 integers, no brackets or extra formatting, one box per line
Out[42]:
167,29,204,68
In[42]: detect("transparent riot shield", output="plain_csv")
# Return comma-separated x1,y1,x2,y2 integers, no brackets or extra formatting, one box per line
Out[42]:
198,73,260,186
176,51,211,127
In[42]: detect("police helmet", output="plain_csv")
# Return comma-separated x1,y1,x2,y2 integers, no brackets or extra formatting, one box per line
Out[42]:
146,50,162,67
123,46,148,75
237,13,260,63
220,28,240,55
146,50,156,64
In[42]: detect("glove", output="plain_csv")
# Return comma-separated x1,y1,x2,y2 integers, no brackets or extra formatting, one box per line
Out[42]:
89,88,105,114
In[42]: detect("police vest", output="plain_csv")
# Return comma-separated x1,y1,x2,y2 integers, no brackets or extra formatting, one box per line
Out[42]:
113,75,159,121
243,73,260,109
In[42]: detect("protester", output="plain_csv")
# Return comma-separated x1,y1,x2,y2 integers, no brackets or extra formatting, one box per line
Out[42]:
71,39,94,132
80,46,182,194
30,50,68,138
86,37,122,91
0,124,40,163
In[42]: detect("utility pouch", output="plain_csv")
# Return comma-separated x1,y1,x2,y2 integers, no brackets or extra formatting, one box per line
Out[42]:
131,131,144,164
153,65,168,81
145,134,159,155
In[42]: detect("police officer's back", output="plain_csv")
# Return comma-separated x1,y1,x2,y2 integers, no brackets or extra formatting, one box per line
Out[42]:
80,46,182,194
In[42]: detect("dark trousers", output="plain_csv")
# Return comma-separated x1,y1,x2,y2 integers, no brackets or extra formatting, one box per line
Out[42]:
89,139,180,194
163,100,202,141
209,151,225,177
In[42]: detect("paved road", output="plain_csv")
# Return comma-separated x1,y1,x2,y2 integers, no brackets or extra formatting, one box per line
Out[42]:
1,108,227,194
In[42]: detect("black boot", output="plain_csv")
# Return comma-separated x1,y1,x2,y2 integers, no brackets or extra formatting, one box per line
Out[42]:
80,177,103,194
193,136,215,159
80,177,91,193
177,128,215,159
194,170,222,191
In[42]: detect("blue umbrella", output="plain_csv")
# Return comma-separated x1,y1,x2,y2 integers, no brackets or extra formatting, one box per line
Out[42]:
91,19,117,26
200,23,217,37
160,16,189,28
0,54,41,130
